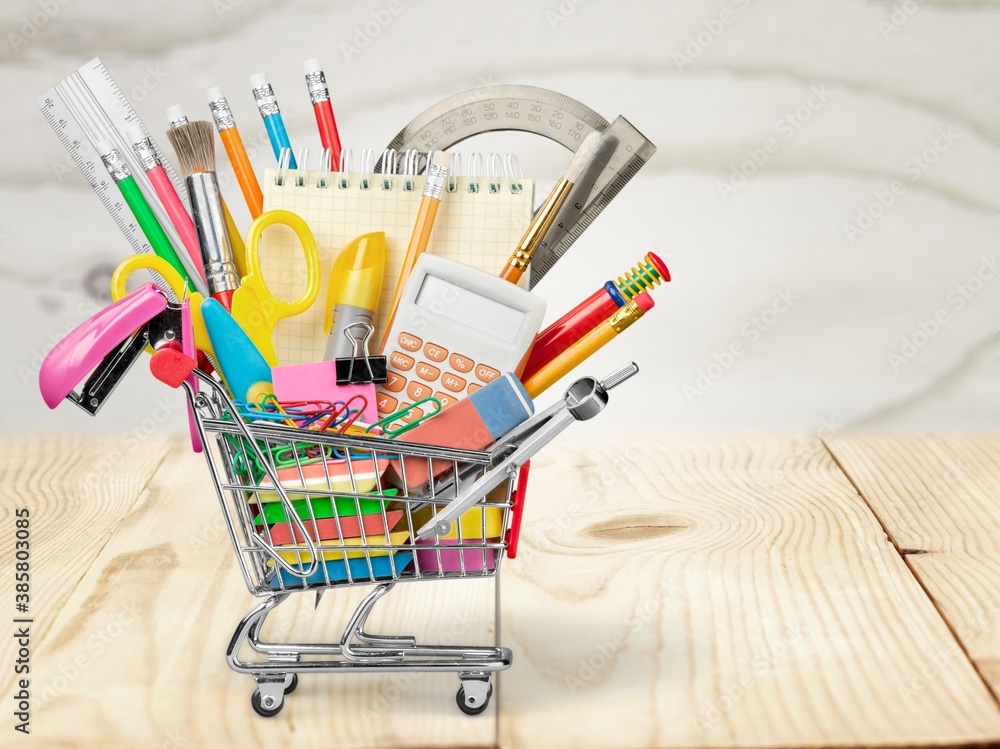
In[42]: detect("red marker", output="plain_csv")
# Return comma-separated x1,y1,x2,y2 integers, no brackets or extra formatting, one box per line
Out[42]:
521,252,669,380
303,58,342,165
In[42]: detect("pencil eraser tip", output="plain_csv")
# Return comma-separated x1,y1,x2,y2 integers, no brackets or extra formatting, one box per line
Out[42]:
634,292,655,313
205,86,225,102
647,252,670,282
125,124,146,145
249,73,269,89
303,58,321,74
165,104,185,123
92,138,113,156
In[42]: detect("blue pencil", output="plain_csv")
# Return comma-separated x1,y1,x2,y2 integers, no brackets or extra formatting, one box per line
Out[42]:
250,73,297,169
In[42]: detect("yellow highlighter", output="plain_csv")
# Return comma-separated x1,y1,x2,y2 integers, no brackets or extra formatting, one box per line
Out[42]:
324,232,386,360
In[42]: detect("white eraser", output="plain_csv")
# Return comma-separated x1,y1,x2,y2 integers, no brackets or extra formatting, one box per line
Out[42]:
205,86,225,103
429,150,453,170
125,124,146,145
92,138,113,156
303,58,321,74
165,104,186,123
249,73,269,89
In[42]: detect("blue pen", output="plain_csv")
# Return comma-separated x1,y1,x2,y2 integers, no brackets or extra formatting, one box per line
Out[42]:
250,73,297,169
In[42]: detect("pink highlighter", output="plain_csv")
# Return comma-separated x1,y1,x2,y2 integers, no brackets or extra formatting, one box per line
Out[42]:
126,125,206,285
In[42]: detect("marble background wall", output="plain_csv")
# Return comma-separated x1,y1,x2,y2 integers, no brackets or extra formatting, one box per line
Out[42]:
1,0,995,435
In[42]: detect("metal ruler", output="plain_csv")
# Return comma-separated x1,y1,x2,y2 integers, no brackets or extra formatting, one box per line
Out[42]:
377,84,656,287
37,57,204,296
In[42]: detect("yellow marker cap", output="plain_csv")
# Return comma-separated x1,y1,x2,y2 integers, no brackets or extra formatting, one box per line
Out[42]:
325,232,386,333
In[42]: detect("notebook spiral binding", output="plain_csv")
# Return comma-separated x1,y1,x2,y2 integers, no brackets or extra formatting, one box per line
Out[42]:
272,146,524,194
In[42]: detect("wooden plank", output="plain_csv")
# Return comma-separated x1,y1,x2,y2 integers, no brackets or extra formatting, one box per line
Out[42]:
0,435,169,703
827,435,1000,700
32,437,497,749
497,436,1000,748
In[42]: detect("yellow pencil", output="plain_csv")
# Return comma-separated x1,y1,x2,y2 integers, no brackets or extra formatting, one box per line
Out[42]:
379,150,452,352
522,292,654,398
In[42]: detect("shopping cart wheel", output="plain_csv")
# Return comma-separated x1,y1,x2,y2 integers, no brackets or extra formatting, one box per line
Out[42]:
283,673,298,695
456,682,493,716
251,683,286,718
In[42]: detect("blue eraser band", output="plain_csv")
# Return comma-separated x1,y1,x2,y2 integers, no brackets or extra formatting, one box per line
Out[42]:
468,373,534,438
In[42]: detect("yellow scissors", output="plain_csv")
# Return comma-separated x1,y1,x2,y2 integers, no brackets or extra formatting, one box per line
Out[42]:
230,209,321,367
110,253,214,361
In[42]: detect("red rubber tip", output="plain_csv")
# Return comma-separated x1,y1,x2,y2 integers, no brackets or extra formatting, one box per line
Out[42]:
634,292,655,313
647,252,670,283
212,289,234,312
150,348,197,388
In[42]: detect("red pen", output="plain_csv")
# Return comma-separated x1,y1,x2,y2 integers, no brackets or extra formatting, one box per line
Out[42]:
303,58,342,165
520,253,669,380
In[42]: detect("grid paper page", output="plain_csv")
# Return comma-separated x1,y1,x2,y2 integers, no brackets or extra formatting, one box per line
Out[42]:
261,170,535,366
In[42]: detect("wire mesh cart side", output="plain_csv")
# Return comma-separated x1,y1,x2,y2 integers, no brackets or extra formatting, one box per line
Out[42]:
182,364,636,717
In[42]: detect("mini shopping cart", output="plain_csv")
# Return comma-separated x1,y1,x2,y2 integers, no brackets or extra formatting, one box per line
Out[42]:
182,362,638,717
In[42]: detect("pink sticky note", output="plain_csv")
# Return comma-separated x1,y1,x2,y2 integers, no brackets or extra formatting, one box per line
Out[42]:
272,361,378,424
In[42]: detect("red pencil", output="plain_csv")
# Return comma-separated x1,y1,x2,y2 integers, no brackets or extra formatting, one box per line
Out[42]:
303,58,342,165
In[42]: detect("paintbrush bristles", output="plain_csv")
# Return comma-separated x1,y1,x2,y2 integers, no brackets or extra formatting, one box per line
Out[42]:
167,120,216,177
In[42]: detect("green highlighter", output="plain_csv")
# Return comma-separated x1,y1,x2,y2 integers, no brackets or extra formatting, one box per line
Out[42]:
96,141,195,293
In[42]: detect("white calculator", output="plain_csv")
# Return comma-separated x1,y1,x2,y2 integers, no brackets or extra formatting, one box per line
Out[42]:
376,254,546,420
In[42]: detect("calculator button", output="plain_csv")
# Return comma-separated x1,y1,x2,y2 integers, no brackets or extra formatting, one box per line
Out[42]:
475,364,500,384
441,373,467,392
400,404,423,423
383,372,406,392
424,343,448,362
467,383,483,395
435,392,459,409
450,353,474,373
416,361,440,380
398,333,422,352
389,352,414,371
377,393,398,413
407,381,432,401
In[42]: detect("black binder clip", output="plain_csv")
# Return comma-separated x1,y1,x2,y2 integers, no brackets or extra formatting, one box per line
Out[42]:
335,322,387,385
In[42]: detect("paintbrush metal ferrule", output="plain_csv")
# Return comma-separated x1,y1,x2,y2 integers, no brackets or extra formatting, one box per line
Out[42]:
187,171,239,294
506,178,573,272
99,147,131,182
207,94,236,131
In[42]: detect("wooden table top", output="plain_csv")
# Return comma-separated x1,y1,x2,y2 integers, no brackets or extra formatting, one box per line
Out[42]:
2,434,998,748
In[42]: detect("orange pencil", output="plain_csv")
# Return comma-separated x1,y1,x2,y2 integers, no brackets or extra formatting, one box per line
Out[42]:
206,86,264,218
378,150,452,352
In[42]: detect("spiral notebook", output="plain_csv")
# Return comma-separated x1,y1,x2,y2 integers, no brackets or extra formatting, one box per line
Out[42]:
260,152,535,366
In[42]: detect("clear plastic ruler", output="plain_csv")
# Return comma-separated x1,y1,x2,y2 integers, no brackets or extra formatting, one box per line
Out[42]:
37,57,205,295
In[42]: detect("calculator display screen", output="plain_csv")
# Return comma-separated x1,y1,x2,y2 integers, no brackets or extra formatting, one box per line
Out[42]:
415,274,525,343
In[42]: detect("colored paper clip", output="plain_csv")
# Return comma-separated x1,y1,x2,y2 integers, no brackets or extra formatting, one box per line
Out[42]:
366,397,442,439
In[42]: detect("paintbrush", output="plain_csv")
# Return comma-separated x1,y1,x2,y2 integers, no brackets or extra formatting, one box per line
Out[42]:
167,120,240,311
499,130,603,285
